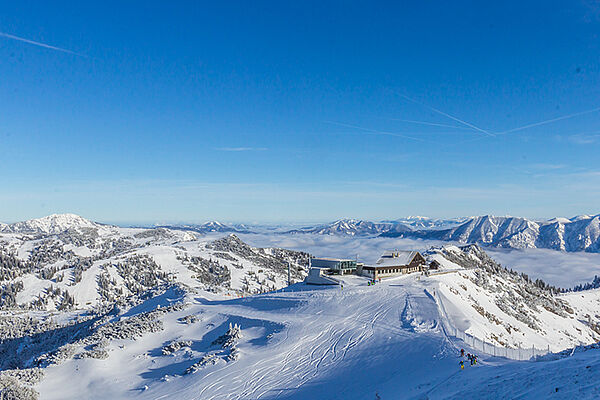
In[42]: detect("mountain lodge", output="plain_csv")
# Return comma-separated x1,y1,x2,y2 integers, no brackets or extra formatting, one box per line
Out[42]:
359,250,426,279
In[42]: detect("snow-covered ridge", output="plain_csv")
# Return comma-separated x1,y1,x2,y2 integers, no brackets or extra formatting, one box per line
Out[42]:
427,244,600,351
286,218,413,236
0,227,309,312
383,214,600,253
276,214,600,253
0,214,112,235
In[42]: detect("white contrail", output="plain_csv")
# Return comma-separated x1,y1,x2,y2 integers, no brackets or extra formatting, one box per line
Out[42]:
397,93,496,137
0,31,84,57
497,107,600,135
325,121,428,142
388,118,472,130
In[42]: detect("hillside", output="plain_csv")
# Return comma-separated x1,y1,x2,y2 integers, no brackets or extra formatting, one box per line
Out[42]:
0,217,309,312
1,220,600,399
427,244,600,351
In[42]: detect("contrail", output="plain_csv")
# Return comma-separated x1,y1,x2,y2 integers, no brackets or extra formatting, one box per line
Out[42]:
0,31,85,57
325,121,428,142
397,93,496,137
497,106,600,135
388,118,472,130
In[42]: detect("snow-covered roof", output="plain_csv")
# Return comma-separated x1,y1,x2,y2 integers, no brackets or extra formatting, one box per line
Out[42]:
376,250,418,266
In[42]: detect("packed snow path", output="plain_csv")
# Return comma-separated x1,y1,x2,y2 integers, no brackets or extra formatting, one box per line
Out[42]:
37,274,459,399
145,275,457,400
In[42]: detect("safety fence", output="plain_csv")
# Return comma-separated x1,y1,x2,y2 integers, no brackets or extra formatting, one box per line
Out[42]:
443,324,550,361
432,288,550,361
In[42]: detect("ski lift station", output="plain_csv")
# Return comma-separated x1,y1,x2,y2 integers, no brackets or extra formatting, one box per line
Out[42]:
310,258,358,275
305,251,428,285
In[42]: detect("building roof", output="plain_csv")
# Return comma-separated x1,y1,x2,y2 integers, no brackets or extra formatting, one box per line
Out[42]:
375,250,419,267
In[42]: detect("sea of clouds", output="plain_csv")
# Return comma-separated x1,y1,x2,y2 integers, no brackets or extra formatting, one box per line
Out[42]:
238,233,600,289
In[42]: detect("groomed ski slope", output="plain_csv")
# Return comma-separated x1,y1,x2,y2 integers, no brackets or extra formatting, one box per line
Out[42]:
36,274,600,399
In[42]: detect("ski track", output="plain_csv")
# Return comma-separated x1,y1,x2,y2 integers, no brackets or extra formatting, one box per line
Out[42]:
192,283,424,399
133,275,470,400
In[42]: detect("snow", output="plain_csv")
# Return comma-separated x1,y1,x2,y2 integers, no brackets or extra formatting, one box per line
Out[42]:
377,250,418,265
30,273,600,399
2,214,112,235
35,275,455,399
3,215,600,399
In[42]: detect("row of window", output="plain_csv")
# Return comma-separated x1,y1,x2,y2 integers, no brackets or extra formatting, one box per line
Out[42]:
378,266,419,274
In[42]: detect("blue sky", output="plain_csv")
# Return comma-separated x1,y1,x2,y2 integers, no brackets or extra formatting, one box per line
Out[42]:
0,1,599,224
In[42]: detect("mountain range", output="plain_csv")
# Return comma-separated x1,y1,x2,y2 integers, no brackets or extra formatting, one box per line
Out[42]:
382,214,600,252
2,213,600,253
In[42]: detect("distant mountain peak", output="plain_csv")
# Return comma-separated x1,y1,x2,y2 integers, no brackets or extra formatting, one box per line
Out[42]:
1,213,106,234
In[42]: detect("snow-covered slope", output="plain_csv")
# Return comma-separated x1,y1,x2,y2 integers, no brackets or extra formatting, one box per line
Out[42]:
0,225,309,312
437,215,540,248
2,215,600,399
2,250,596,399
427,244,600,351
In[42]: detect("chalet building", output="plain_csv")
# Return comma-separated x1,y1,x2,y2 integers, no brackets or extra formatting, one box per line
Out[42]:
361,250,426,279
310,257,357,275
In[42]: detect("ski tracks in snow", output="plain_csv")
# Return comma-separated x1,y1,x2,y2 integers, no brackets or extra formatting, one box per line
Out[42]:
157,279,449,400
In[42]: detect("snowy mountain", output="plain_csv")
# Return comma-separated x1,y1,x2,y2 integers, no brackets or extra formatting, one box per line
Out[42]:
2,237,600,399
381,214,600,253
0,227,308,312
287,219,413,236
0,214,110,235
431,215,540,248
142,214,600,253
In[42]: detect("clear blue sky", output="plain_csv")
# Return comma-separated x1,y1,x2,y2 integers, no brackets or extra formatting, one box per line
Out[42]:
1,1,599,224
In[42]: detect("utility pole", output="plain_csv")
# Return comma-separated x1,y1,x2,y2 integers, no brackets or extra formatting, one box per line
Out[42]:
287,261,291,286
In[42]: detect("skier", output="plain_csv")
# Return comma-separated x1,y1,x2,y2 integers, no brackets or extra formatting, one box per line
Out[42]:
459,360,464,370
473,355,478,365
341,284,344,290
460,348,465,357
